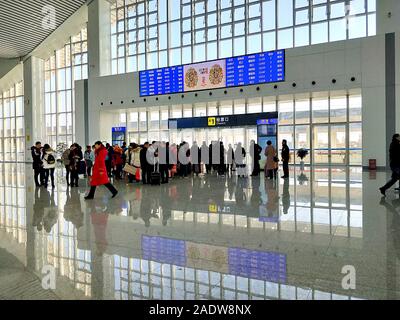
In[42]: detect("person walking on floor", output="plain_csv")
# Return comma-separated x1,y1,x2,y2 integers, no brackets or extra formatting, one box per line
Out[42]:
84,145,95,177
281,139,290,179
264,141,278,180
42,144,56,188
250,140,262,177
31,141,44,187
84,141,118,200
380,134,400,196
61,146,71,186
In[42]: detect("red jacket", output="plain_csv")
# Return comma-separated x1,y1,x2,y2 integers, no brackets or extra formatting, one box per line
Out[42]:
91,146,110,186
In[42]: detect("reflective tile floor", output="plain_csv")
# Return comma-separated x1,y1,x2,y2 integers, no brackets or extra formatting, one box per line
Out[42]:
0,164,400,300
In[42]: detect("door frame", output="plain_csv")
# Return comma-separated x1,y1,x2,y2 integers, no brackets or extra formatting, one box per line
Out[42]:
311,122,349,167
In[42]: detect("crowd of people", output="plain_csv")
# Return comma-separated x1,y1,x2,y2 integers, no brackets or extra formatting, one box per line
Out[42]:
31,139,292,200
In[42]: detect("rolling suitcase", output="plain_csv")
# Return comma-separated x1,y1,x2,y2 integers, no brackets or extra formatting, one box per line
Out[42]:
151,163,161,185
78,161,86,175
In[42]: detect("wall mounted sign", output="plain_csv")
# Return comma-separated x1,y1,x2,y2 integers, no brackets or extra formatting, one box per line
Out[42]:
140,50,285,97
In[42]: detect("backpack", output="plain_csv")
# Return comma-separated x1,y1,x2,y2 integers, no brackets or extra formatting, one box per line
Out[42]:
46,154,55,165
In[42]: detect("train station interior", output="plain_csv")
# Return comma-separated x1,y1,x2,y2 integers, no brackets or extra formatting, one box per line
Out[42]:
0,0,400,300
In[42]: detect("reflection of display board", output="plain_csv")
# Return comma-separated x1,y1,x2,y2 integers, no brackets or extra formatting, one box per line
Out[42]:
186,242,229,274
141,235,287,284
228,248,287,284
141,235,186,267
140,50,285,97
112,127,126,146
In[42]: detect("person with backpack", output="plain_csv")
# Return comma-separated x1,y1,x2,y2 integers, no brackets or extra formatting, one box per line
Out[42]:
31,141,44,187
84,145,95,177
42,144,56,189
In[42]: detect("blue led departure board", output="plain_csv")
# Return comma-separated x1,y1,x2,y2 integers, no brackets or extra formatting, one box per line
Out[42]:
226,50,285,87
139,65,184,96
139,49,285,97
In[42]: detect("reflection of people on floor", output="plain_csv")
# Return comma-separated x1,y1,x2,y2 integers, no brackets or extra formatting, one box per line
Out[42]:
140,187,159,227
161,204,171,227
213,176,226,208
250,177,262,207
380,197,400,258
88,200,109,300
127,187,141,221
33,187,58,232
89,200,109,255
282,178,291,214
227,175,235,200
235,178,247,206
33,187,45,231
64,187,83,229
265,179,279,217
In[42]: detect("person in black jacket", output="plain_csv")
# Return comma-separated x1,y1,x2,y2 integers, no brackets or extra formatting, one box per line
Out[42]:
380,134,400,196
281,139,290,179
250,140,262,176
31,141,44,187
105,143,114,178
218,141,226,176
159,142,170,184
69,143,83,187
140,142,150,184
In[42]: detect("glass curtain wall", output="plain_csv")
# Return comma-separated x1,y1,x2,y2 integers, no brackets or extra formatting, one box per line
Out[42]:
113,91,362,166
0,164,27,245
0,81,25,162
44,27,88,148
111,0,376,74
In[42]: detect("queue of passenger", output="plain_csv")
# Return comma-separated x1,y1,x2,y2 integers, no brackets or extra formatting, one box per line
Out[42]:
31,139,291,199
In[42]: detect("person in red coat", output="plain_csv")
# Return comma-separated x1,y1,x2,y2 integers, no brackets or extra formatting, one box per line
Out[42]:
84,141,118,200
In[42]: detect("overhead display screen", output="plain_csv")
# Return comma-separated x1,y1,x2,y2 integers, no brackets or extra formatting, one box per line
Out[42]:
139,49,285,97
226,50,285,87
139,65,184,96
184,60,226,91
